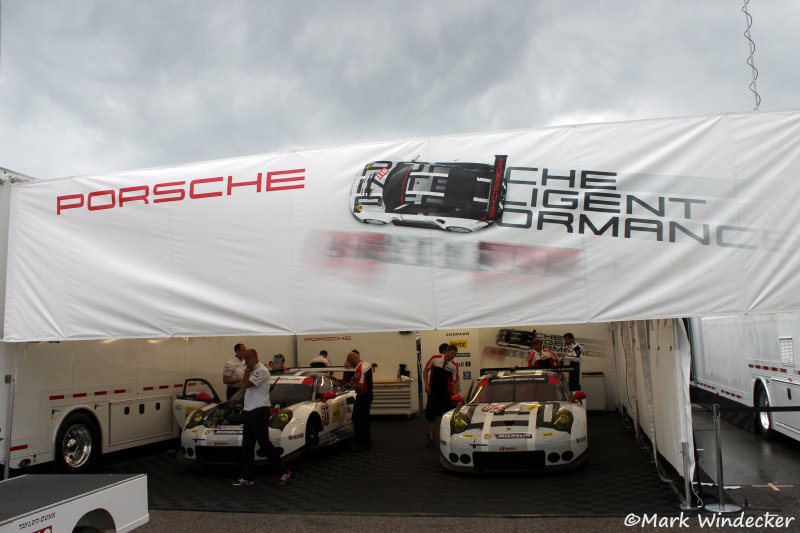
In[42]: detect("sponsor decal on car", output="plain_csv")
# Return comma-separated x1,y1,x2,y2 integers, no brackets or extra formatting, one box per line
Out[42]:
575,435,587,443
288,433,305,440
542,432,554,437
213,429,243,435
494,433,532,439
499,447,517,451
481,404,507,414
214,442,229,446
333,402,341,422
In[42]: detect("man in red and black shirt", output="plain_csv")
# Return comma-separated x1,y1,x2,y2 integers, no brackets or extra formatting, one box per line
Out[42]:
423,343,460,447
527,338,559,368
346,350,374,452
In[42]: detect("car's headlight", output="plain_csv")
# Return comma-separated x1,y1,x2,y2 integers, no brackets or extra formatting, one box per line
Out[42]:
450,411,471,434
552,409,574,432
185,409,208,429
354,204,362,213
269,409,293,430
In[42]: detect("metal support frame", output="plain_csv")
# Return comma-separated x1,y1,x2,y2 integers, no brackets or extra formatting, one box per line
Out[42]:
704,404,742,514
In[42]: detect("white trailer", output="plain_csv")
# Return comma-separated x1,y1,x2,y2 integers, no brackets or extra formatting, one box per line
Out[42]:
1,337,260,472
689,314,800,441
0,473,148,533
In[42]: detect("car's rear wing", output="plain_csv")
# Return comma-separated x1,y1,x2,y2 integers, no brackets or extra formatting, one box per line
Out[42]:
479,365,577,376
486,154,508,219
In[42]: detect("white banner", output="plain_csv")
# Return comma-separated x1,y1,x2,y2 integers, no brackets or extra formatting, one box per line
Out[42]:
5,109,800,341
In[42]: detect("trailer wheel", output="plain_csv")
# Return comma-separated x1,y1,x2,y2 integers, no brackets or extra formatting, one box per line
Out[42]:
56,412,99,472
754,384,777,441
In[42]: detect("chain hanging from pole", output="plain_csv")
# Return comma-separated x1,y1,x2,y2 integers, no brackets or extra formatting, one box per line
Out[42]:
742,0,761,110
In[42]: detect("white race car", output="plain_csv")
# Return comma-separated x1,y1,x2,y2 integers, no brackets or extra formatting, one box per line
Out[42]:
176,369,355,465
440,368,588,473
350,155,508,233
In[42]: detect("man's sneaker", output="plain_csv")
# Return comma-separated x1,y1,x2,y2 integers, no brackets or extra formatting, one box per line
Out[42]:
278,470,292,486
232,478,254,486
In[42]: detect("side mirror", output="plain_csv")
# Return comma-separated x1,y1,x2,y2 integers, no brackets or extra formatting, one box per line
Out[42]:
573,391,587,403
321,390,336,403
450,394,464,407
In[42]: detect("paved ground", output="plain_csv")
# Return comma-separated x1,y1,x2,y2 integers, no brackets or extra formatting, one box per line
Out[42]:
12,408,800,532
98,413,678,516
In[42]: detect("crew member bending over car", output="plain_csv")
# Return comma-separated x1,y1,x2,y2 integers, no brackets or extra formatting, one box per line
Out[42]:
527,338,559,368
423,343,460,448
309,350,331,367
233,349,291,487
346,350,373,452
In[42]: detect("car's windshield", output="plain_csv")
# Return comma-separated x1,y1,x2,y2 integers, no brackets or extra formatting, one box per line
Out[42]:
270,383,314,406
382,163,411,211
468,375,567,403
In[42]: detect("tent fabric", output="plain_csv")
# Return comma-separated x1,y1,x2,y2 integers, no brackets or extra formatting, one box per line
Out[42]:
609,319,695,481
4,109,800,341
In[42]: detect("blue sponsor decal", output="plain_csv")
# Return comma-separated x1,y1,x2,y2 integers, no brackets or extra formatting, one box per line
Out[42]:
494,433,532,439
287,433,305,440
575,435,587,443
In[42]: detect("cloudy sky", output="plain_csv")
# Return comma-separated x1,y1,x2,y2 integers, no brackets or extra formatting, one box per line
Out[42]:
0,1,797,180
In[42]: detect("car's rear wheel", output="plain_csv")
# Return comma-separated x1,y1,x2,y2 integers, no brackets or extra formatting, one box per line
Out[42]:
363,219,387,225
446,226,472,233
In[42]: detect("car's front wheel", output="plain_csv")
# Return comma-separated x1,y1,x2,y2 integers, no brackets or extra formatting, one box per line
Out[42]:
306,418,322,450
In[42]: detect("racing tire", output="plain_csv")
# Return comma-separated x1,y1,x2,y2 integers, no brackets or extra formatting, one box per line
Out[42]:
55,412,99,473
306,417,322,450
445,226,472,233
362,219,387,225
754,384,777,441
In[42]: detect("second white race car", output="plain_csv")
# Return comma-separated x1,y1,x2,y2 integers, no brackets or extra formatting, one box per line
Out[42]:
176,369,355,465
440,368,588,473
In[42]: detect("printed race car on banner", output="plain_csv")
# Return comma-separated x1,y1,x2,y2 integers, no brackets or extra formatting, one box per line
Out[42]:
440,368,588,473
175,369,355,465
496,328,535,349
350,155,508,232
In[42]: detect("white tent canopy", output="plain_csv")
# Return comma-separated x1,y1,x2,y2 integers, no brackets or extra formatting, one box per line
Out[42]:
5,109,800,342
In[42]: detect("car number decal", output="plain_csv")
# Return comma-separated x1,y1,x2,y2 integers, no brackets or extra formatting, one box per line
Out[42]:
321,404,330,425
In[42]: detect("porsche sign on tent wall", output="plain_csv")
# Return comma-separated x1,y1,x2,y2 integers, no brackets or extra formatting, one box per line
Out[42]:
4,109,800,341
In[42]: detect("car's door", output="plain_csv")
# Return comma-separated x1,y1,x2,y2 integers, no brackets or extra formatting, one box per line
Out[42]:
317,375,349,432
173,378,220,430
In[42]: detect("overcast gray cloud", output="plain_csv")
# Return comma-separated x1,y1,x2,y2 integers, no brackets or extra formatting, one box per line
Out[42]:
0,0,797,179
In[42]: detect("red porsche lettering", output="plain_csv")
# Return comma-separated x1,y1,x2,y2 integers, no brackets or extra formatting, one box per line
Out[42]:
56,169,305,214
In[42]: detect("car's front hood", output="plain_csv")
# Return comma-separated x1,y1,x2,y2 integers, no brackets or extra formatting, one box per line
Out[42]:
454,401,578,439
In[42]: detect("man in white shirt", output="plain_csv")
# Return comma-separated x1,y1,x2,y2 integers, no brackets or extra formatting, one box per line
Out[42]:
233,349,291,486
560,333,583,391
309,349,331,367
223,343,247,400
